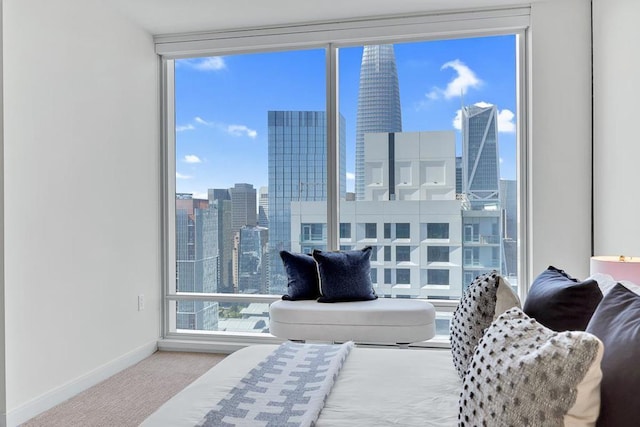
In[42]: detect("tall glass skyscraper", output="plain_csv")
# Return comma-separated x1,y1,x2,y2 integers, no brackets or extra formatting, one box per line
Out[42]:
175,193,219,330
355,44,403,200
461,104,501,209
460,104,503,286
267,111,346,294
229,183,257,233
237,225,269,294
209,188,234,293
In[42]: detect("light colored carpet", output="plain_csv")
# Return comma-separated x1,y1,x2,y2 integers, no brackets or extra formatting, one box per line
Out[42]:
21,351,226,427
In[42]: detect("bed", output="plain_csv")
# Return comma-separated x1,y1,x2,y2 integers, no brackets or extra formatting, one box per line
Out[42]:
140,344,460,426
140,268,622,426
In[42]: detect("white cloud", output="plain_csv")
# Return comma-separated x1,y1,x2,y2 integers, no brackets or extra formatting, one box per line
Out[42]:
182,57,226,71
425,90,440,100
497,109,516,133
176,124,195,132
452,109,464,131
346,172,355,181
227,124,258,139
186,116,258,139
452,102,516,134
176,172,193,179
184,155,202,164
441,60,483,99
426,59,483,101
194,116,213,126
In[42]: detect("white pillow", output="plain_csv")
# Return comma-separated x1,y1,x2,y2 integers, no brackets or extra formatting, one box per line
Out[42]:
458,307,603,427
450,271,521,378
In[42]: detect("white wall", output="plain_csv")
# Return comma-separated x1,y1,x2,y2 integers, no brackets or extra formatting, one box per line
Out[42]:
2,0,160,423
0,1,5,423
593,0,640,257
528,0,593,280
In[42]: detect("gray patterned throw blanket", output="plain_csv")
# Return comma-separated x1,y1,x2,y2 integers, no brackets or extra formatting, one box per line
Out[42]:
197,341,354,427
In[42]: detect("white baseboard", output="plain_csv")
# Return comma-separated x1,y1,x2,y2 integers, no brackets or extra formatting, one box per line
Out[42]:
157,335,283,354
6,340,158,427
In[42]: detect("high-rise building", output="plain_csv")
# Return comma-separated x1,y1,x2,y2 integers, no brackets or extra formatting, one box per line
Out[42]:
460,104,503,286
461,104,501,209
175,193,219,330
209,188,234,293
355,44,402,200
500,179,518,280
229,183,257,233
236,226,269,294
258,186,269,228
267,110,346,294
455,156,463,196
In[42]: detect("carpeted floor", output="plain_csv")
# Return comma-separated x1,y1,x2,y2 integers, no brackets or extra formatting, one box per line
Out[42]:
21,351,226,427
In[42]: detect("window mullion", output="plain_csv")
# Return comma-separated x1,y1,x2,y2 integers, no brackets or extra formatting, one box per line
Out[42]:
326,44,339,251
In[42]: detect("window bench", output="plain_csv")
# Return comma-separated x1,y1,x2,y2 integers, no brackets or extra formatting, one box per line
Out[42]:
268,298,436,345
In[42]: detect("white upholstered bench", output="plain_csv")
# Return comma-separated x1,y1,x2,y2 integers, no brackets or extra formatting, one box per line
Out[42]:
269,298,436,345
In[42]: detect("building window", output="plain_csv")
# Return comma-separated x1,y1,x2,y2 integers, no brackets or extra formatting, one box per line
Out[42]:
396,269,411,284
396,223,410,239
384,222,391,239
464,247,481,267
427,223,449,239
428,269,449,285
365,223,377,239
302,223,325,241
384,245,392,261
384,268,392,284
370,268,378,284
428,246,450,262
396,246,411,262
370,245,377,261
340,222,351,239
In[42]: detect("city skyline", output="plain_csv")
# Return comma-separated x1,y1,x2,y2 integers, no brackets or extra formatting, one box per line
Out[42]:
174,35,517,198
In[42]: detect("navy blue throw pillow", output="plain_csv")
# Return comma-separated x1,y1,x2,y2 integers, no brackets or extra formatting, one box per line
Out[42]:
279,251,320,300
313,246,377,303
586,283,640,427
523,265,603,331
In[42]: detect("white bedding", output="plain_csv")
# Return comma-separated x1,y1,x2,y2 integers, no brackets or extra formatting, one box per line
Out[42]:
141,345,460,426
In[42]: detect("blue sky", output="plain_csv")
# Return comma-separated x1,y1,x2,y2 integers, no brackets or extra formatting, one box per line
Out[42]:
174,35,517,198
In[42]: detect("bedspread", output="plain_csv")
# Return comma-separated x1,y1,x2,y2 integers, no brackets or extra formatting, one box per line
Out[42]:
141,345,460,427
197,341,353,426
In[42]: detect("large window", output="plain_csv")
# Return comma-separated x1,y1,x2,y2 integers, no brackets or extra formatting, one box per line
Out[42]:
338,35,519,304
161,9,527,342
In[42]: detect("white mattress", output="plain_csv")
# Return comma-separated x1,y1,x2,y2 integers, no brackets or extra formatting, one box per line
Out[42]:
141,345,460,426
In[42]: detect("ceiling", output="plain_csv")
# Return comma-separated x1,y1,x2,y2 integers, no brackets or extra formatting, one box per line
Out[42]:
105,0,536,36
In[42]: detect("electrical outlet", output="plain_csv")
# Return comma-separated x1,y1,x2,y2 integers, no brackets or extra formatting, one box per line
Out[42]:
138,295,145,311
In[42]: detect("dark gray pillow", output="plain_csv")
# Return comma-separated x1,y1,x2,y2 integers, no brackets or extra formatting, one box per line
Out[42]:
586,283,640,427
279,251,320,301
523,266,603,331
449,271,520,378
313,247,377,303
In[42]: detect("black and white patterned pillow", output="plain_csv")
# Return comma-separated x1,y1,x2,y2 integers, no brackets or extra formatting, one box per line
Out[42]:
450,271,520,378
459,308,603,427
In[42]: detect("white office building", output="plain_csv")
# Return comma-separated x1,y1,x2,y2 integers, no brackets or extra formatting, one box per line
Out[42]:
292,131,464,299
